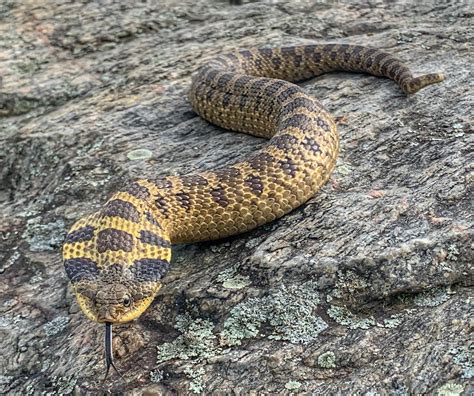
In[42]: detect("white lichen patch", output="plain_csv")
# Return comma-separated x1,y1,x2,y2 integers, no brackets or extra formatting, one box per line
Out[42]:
220,281,327,346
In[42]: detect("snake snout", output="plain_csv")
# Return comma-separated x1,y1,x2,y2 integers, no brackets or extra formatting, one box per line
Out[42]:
97,305,119,323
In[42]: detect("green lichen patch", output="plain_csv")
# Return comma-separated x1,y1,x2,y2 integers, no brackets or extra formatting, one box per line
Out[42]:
217,267,252,290
284,380,302,390
183,366,205,394
327,305,375,330
156,314,220,364
127,148,153,161
149,369,164,383
413,287,451,307
317,351,336,368
436,382,464,396
43,316,70,337
380,314,404,328
220,281,327,346
449,347,473,379
335,270,370,296
44,375,77,395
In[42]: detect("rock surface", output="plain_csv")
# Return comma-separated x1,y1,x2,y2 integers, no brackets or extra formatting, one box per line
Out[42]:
0,0,472,394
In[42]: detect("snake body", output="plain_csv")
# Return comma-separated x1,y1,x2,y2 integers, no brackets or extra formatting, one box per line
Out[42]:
63,44,444,326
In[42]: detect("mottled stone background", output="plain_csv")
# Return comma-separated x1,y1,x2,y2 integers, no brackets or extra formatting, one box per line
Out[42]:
0,0,472,394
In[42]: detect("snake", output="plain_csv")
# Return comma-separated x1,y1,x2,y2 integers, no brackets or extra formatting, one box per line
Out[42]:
62,43,444,378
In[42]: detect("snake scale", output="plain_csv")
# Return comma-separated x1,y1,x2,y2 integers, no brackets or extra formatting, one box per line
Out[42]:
62,44,444,376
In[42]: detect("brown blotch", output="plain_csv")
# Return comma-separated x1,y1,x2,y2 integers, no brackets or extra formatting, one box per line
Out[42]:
101,199,140,223
222,92,232,107
145,211,163,228
139,230,171,248
380,58,398,76
302,137,321,154
281,47,297,57
374,51,389,65
180,174,209,188
245,175,264,196
175,191,192,211
210,186,229,207
248,152,274,171
316,117,331,132
234,75,253,90
239,49,253,60
282,96,317,112
271,134,298,150
271,56,282,69
276,85,301,103
155,178,173,190
214,167,241,182
154,194,169,217
258,47,273,58
281,113,312,130
96,228,134,253
123,182,150,200
239,95,249,110
65,225,95,244
217,73,233,89
264,80,287,97
279,156,298,177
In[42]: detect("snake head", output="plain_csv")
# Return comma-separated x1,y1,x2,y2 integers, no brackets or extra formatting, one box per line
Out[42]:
74,280,161,324
66,259,167,324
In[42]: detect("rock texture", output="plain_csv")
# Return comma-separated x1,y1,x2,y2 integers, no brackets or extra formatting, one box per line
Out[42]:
0,0,472,394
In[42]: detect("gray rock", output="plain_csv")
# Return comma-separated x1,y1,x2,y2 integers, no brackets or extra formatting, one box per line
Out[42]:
0,0,471,394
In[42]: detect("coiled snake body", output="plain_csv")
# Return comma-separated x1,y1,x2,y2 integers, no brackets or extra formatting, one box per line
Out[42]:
62,44,443,375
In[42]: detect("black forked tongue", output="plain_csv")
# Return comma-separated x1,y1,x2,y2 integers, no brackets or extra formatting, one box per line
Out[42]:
102,322,124,383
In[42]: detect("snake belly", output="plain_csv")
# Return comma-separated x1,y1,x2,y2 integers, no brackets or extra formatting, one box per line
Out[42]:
62,44,444,324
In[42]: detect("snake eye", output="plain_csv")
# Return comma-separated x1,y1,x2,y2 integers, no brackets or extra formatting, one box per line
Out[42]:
122,296,131,307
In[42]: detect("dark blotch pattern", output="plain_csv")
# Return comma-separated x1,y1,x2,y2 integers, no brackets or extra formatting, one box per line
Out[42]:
281,113,312,130
176,191,192,211
271,134,298,150
154,194,169,217
316,117,330,132
248,152,274,171
283,96,317,112
145,211,162,228
131,259,170,282
215,167,241,182
210,186,229,207
276,85,301,103
279,156,298,177
97,228,134,253
155,178,173,190
245,175,264,196
65,225,95,244
181,174,209,188
234,75,252,91
302,137,321,154
139,230,171,248
64,258,100,283
101,199,140,223
123,182,150,200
